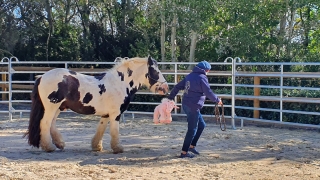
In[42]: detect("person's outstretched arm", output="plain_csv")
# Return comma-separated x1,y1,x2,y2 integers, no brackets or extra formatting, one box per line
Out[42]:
167,78,186,100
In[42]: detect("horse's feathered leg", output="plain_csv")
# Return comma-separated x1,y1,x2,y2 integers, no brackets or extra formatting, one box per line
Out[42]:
50,109,65,150
91,116,110,151
109,119,124,154
37,97,60,152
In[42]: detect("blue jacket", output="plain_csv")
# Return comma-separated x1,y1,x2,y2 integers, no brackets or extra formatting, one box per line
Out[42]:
168,66,220,110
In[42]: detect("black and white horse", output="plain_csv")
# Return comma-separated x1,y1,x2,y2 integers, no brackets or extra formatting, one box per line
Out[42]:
24,56,169,153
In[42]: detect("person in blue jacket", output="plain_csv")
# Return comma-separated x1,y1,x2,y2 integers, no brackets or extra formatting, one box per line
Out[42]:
167,60,222,158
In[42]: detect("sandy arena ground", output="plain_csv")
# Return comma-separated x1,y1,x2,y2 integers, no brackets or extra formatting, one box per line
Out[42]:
0,113,319,180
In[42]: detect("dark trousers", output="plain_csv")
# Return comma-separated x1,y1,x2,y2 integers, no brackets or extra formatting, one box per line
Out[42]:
181,104,206,152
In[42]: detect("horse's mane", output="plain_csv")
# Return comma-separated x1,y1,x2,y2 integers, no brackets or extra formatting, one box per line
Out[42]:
112,57,148,70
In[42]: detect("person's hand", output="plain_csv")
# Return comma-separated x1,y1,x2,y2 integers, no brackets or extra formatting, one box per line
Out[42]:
217,98,223,105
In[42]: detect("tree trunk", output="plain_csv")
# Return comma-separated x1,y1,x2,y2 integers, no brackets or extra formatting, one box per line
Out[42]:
106,5,114,36
77,0,91,60
299,6,311,50
277,12,286,58
177,38,187,62
160,13,166,62
286,6,295,56
304,7,311,49
189,30,197,69
127,0,133,22
80,0,90,39
45,0,53,61
64,0,71,24
120,0,127,36
171,13,177,62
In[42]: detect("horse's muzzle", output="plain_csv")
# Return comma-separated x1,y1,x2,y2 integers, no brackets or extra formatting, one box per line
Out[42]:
157,82,169,95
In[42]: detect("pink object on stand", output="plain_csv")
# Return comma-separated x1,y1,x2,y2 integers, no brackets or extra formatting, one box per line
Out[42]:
153,98,179,124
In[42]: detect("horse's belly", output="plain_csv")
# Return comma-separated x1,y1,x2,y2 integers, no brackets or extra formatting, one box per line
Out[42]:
59,100,96,115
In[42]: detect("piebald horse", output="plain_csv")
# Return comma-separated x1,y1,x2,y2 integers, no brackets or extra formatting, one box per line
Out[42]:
24,56,169,153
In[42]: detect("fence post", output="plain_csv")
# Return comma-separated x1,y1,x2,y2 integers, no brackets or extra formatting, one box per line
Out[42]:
1,73,7,100
232,57,242,129
1,58,9,101
174,63,178,114
7,57,19,120
280,64,283,122
253,76,260,119
224,57,236,130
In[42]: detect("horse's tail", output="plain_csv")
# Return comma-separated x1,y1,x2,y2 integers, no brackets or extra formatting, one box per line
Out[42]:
23,77,44,148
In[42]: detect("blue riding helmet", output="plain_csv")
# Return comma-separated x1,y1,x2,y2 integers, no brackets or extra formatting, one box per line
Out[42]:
196,61,211,70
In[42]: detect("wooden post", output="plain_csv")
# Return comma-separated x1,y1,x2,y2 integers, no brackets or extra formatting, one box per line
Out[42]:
253,76,260,119
2,73,7,100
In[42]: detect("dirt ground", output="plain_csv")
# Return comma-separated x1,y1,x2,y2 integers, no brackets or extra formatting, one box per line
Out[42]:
0,113,319,180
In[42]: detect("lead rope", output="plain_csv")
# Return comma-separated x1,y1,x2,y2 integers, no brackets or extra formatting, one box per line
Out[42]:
214,103,226,131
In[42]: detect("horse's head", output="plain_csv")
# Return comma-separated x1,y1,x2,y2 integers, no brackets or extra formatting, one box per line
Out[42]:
146,56,169,95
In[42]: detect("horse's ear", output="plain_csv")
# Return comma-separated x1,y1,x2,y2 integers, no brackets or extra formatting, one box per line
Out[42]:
114,57,122,64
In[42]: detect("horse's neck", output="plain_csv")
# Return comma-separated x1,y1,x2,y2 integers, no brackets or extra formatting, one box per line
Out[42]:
112,65,147,88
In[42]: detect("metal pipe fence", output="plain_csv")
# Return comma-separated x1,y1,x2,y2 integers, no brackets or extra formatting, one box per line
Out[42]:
0,56,319,129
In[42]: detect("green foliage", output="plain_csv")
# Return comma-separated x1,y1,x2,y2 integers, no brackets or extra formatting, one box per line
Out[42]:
1,0,320,125
50,23,81,61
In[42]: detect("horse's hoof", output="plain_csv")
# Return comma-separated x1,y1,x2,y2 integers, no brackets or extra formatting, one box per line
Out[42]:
41,143,56,152
92,144,103,152
54,141,65,150
92,147,103,152
112,145,124,154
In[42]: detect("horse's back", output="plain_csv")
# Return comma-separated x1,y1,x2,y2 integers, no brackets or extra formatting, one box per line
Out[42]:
40,68,93,85
42,68,76,79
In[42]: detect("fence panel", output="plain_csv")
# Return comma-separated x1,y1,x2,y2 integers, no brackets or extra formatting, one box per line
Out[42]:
234,61,320,128
0,56,319,129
